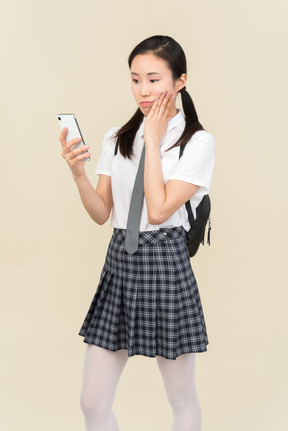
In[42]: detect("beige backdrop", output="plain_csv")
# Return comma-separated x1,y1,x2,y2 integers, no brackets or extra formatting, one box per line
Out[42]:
1,0,287,430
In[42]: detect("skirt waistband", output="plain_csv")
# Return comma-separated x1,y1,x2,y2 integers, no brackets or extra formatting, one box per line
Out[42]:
113,226,186,246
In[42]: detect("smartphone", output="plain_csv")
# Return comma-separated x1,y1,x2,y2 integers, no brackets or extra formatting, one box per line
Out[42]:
57,113,91,162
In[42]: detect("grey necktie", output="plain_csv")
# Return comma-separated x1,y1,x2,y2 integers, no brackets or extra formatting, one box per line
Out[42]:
124,145,145,254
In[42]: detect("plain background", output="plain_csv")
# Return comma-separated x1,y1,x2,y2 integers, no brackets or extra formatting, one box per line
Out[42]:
1,0,287,430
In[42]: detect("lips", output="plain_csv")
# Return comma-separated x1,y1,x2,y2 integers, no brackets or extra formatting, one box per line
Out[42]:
140,101,154,107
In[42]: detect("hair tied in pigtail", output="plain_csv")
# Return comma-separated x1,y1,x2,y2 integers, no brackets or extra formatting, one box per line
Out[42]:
179,86,186,93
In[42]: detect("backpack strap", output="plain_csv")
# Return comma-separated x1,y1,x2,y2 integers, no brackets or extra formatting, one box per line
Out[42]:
179,144,197,230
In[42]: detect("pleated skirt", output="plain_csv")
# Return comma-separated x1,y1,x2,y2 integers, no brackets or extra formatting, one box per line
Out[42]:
79,226,208,360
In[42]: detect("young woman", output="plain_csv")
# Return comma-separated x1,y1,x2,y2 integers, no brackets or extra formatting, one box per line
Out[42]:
60,35,215,431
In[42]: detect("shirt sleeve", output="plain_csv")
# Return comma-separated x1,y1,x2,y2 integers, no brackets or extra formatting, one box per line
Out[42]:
168,130,216,195
95,127,120,176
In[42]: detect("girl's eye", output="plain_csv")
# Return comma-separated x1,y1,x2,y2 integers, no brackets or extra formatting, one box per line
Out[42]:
132,79,139,84
150,79,159,83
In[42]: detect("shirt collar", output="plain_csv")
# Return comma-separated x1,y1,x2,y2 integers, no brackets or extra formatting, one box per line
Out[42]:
138,109,185,138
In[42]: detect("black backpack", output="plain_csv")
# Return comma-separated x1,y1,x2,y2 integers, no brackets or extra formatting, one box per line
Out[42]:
179,144,211,257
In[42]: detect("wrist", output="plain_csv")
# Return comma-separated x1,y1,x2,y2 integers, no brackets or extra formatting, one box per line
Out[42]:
145,141,161,154
73,171,87,182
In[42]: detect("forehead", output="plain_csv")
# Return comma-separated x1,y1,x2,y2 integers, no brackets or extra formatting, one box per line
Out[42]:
130,53,171,75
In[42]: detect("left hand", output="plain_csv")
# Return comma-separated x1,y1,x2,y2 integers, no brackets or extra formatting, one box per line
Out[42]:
143,92,175,147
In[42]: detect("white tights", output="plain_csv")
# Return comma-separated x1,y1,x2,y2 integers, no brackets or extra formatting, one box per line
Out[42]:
80,345,201,431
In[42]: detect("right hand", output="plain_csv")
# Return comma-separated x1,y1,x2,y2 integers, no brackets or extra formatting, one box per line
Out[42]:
60,127,91,177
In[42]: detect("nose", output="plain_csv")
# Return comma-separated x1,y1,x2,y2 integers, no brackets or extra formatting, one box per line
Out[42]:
140,82,150,97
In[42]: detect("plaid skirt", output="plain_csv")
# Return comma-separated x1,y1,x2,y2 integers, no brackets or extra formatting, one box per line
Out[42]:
79,227,208,360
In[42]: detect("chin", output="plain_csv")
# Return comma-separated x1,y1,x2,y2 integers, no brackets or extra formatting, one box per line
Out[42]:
139,106,152,116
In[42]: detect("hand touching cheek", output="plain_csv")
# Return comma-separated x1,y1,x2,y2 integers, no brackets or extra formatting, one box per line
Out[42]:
143,92,175,147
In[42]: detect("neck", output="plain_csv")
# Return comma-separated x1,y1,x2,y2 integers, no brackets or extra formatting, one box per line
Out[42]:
168,106,178,118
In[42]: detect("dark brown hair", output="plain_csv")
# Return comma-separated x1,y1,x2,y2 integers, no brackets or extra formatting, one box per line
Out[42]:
115,35,204,158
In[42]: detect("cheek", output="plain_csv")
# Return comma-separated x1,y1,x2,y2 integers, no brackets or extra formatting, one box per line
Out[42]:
155,81,176,96
131,84,138,99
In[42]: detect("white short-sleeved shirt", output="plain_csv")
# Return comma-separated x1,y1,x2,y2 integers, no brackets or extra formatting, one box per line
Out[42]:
96,110,215,232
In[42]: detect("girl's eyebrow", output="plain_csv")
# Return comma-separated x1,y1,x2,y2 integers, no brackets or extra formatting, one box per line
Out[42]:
131,72,161,76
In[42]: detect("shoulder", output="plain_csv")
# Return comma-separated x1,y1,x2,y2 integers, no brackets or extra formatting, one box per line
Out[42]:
100,127,121,152
103,126,121,143
184,130,216,155
190,130,215,146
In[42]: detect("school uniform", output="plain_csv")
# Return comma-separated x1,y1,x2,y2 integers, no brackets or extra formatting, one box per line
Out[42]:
79,110,215,360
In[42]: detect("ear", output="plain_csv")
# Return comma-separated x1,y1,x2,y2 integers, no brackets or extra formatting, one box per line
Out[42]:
175,73,187,93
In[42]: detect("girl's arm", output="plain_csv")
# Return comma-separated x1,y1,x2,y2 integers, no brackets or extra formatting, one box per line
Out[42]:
144,92,198,225
144,146,198,225
73,173,113,225
60,128,113,225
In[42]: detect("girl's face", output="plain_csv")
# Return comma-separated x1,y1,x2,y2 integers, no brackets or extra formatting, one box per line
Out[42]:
130,53,186,116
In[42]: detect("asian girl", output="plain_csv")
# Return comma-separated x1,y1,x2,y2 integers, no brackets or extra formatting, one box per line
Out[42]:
60,35,215,431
